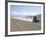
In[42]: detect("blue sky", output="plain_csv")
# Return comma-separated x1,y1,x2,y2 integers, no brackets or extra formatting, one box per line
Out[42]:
10,5,41,16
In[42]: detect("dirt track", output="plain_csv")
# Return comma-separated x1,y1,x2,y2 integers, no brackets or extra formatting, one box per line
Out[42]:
10,19,41,32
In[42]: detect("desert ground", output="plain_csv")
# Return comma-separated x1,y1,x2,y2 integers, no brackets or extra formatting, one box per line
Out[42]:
10,19,41,32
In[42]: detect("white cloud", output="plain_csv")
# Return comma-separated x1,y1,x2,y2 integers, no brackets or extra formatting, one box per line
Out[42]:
22,11,41,16
10,11,41,16
10,11,17,16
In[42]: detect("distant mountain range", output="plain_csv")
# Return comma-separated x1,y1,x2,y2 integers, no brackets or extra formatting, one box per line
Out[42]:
11,14,41,20
23,14,41,19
